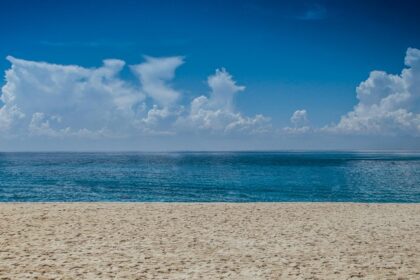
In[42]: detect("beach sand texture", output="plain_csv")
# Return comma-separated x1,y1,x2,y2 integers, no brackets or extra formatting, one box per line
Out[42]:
0,203,419,279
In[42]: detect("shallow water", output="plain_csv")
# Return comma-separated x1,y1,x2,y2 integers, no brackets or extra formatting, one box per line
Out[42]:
0,152,419,202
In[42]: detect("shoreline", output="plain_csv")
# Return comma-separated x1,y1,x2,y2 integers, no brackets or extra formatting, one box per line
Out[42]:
1,203,419,279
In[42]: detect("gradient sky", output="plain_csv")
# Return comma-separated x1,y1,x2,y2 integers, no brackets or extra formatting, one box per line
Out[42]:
0,0,420,151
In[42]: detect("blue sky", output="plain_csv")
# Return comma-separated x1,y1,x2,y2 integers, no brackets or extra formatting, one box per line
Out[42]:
0,0,420,151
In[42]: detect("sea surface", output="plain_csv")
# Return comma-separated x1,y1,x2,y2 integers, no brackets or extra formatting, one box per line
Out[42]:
0,152,419,202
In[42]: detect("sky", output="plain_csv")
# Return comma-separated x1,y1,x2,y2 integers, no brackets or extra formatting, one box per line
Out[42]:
0,0,420,151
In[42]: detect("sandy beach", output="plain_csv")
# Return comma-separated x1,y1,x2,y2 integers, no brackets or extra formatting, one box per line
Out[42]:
0,203,419,279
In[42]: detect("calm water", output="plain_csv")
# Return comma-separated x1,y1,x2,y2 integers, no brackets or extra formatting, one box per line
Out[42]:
0,152,419,202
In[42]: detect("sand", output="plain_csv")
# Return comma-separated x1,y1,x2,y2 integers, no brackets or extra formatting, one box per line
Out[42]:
0,203,419,279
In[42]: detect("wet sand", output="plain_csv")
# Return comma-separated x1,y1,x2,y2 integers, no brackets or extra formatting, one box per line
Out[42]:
0,203,419,279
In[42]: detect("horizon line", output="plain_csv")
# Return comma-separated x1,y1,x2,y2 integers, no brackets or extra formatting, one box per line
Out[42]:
1,149,420,154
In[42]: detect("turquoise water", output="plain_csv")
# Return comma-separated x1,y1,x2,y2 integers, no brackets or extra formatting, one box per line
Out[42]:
0,152,419,202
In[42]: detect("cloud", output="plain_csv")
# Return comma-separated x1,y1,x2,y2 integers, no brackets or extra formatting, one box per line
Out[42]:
206,68,245,110
283,109,310,134
176,68,270,133
131,56,184,107
0,56,270,141
0,56,145,138
327,47,420,136
290,109,308,126
4,48,418,150
129,56,185,135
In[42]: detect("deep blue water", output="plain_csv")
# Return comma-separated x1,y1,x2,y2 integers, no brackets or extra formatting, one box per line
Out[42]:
0,152,419,202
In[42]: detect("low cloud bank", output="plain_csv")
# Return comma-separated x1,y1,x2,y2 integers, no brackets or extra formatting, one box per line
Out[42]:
1,48,419,148
0,56,268,139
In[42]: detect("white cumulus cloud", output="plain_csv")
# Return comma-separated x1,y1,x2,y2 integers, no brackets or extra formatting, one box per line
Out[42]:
327,47,420,136
0,56,146,138
130,56,184,107
283,109,310,133
0,56,270,141
177,68,270,133
290,109,308,126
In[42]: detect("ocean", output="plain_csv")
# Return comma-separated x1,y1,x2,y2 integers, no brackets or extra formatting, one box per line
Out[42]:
0,152,419,202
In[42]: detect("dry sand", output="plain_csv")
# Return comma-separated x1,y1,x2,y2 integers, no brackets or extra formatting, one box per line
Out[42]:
0,203,419,279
